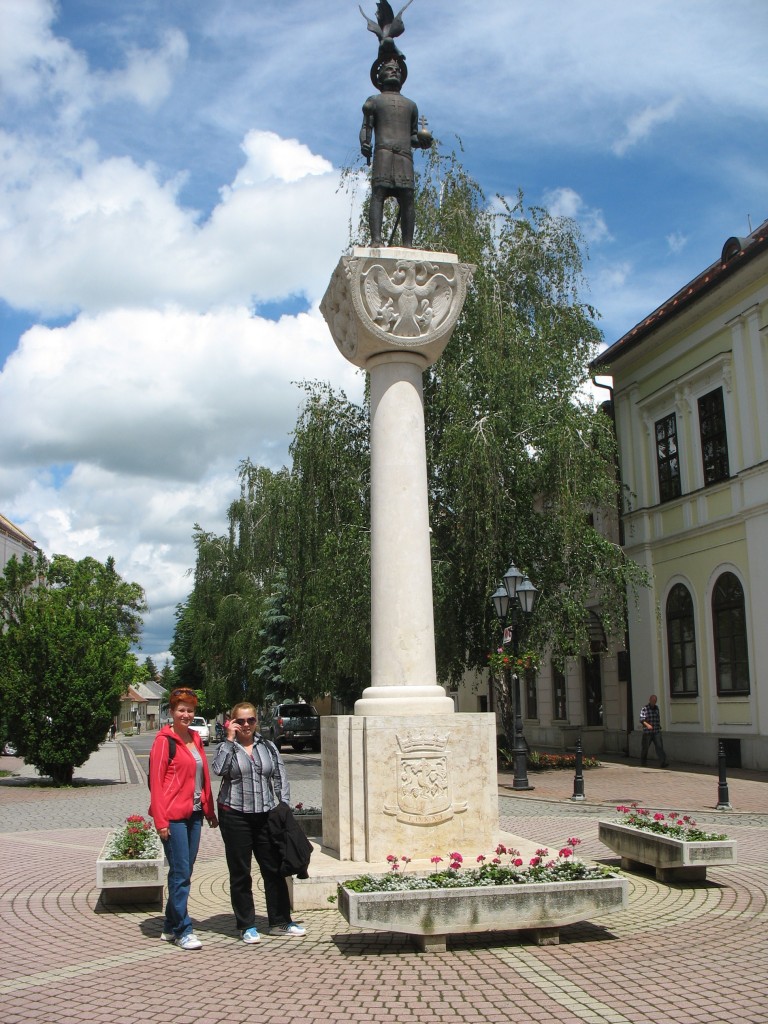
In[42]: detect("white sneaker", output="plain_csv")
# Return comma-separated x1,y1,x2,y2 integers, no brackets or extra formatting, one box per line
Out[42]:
177,932,202,950
269,922,306,937
160,932,174,942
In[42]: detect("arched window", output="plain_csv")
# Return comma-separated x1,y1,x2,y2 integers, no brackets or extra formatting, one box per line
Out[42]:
666,584,698,696
712,572,750,695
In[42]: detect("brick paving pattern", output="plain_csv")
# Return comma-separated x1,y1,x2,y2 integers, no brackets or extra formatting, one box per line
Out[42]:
1,744,766,1024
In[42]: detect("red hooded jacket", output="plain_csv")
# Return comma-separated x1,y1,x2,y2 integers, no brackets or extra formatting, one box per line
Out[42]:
148,726,215,831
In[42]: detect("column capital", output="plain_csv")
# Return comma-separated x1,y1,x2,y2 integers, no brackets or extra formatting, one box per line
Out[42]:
321,248,474,370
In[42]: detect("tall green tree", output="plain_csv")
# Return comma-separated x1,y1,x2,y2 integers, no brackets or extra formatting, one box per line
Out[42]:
333,145,647,689
0,552,146,785
177,462,294,712
409,149,646,679
281,383,371,708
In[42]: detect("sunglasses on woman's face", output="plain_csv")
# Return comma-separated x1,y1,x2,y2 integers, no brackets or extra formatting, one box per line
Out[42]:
234,717,257,726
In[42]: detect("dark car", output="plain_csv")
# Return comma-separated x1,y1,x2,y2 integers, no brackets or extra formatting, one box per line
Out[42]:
267,703,321,753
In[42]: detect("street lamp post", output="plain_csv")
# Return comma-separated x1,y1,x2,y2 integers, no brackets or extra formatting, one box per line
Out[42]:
491,562,538,791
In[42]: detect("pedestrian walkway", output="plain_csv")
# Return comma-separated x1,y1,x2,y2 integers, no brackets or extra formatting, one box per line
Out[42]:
499,755,768,816
1,746,767,1024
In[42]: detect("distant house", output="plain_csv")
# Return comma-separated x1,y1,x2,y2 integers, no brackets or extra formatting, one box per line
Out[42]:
133,680,167,730
591,219,768,769
0,514,40,575
118,685,148,734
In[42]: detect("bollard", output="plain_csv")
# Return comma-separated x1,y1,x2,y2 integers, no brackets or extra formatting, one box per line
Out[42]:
570,736,586,801
716,740,732,810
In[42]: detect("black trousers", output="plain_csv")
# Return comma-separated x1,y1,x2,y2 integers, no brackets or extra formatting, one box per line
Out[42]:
218,807,292,930
641,730,667,765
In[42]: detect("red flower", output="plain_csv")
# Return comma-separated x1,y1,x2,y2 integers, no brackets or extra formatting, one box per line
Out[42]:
513,858,523,867
495,844,507,855
559,848,573,858
476,854,486,863
654,813,665,821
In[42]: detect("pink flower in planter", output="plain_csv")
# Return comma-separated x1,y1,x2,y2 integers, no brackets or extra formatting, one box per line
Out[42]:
513,858,523,867
477,854,486,863
559,848,573,858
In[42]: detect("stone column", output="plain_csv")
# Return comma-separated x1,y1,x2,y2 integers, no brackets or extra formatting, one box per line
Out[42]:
321,247,473,714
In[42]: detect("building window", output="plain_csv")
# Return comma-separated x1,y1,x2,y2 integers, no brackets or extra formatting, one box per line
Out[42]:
552,662,567,721
655,412,681,502
523,669,538,720
712,572,750,695
698,388,729,485
666,584,698,696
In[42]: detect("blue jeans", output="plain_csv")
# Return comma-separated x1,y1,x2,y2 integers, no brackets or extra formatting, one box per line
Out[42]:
161,811,203,939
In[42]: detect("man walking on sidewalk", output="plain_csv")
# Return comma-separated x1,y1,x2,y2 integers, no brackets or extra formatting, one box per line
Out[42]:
640,694,668,767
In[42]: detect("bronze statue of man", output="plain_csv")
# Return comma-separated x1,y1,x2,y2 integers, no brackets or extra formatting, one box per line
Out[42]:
360,55,432,248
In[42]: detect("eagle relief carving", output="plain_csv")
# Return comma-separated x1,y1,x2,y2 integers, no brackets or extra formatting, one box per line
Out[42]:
361,259,456,340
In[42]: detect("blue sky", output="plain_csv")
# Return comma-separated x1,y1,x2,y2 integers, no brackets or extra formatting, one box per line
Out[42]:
1,0,766,663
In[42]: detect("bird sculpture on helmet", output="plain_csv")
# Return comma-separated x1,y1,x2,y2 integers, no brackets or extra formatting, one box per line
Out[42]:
359,0,415,57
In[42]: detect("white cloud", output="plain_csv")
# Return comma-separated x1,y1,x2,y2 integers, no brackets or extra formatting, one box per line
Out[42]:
0,306,361,480
542,187,611,244
611,98,682,157
0,130,352,316
102,29,189,109
666,231,688,255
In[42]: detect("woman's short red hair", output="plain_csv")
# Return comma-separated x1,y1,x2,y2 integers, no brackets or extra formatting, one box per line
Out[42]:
169,687,199,711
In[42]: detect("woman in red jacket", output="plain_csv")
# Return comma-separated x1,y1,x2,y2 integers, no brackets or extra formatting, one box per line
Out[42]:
148,687,217,950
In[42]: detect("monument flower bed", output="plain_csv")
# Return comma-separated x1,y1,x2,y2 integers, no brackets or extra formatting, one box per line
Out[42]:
292,803,322,837
103,814,162,860
97,815,165,906
337,840,627,951
598,805,735,882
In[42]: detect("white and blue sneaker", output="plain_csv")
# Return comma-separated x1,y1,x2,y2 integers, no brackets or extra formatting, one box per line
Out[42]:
270,922,306,937
176,932,203,950
241,927,261,944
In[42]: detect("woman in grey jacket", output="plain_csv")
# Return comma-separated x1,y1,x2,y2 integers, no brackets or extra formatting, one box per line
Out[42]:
212,701,306,942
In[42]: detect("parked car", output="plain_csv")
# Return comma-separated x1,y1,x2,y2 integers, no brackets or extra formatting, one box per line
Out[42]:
189,716,210,745
267,703,320,753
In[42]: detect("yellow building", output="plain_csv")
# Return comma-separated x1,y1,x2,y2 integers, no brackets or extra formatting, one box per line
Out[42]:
595,220,768,769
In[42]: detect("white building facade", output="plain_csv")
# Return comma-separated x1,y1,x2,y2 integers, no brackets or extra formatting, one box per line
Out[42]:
594,222,768,769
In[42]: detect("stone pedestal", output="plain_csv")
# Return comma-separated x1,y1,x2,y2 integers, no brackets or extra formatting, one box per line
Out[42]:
321,714,499,864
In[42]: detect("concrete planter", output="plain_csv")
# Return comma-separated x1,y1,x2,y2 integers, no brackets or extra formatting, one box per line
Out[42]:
598,821,737,882
96,835,166,906
338,875,627,952
294,812,322,838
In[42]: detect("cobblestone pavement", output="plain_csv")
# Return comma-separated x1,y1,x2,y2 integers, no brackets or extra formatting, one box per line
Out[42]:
1,745,767,1024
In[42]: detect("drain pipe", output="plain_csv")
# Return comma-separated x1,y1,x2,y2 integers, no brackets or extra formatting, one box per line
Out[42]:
592,374,633,756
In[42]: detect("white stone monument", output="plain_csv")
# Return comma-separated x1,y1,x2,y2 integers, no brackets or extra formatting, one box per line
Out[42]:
302,246,506,891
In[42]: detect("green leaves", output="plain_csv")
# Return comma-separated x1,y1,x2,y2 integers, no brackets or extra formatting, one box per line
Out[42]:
0,553,145,785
